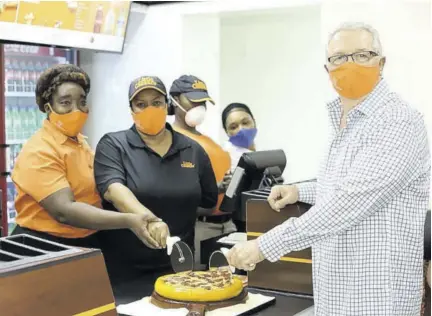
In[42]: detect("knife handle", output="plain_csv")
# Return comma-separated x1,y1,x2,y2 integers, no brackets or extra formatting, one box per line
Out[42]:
186,303,206,316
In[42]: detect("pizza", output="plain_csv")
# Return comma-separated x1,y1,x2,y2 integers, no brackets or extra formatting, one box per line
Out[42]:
154,269,243,302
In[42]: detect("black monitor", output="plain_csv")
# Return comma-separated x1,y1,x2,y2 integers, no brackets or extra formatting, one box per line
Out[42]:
219,149,286,215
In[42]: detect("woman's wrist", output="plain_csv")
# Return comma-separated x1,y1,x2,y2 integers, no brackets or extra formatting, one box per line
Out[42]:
124,213,138,229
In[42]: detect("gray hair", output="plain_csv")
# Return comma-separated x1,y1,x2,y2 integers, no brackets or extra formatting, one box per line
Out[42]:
327,22,383,55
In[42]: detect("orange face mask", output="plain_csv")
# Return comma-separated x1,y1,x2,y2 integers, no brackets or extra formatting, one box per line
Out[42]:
329,63,381,99
46,104,88,137
132,106,167,135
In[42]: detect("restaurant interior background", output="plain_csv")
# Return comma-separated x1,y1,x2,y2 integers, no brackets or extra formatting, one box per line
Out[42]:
0,1,430,314
81,0,432,186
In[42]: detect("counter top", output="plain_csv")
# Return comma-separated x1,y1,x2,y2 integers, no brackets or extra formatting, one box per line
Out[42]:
113,271,313,315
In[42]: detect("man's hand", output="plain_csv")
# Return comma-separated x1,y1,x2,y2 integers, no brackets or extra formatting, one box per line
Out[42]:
226,239,265,271
267,185,299,212
128,213,161,249
148,221,170,248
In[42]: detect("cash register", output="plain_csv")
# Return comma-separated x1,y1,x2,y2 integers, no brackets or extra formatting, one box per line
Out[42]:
216,149,314,295
220,149,286,232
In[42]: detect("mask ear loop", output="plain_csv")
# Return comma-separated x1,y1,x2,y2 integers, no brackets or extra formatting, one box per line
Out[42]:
45,102,56,115
170,96,187,113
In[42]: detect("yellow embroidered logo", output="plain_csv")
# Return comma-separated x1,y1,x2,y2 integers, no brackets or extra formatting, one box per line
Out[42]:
181,161,195,168
135,77,157,89
192,80,207,90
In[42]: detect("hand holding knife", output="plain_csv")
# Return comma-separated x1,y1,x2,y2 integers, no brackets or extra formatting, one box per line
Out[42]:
148,221,170,248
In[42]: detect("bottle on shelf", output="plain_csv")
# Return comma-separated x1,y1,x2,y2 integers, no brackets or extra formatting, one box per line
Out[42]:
6,176,14,205
27,61,35,92
9,145,16,172
35,61,43,81
93,5,104,34
5,58,13,93
27,106,33,138
42,61,50,73
6,178,17,233
21,106,29,139
103,3,116,35
31,106,36,137
9,145,15,171
33,107,41,133
10,144,23,171
5,146,11,173
30,61,38,91
11,105,21,142
28,106,34,136
12,59,21,92
116,7,127,37
5,104,12,143
39,110,47,128
20,60,30,93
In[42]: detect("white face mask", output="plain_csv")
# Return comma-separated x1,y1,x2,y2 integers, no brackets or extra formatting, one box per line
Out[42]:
171,97,206,127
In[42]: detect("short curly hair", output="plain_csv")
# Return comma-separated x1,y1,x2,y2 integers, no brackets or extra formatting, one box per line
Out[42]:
35,64,91,112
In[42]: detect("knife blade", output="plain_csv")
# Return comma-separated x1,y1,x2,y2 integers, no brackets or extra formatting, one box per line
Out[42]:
166,236,194,273
209,247,235,274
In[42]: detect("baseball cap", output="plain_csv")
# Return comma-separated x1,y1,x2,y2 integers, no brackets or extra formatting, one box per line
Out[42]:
129,76,167,101
169,75,215,105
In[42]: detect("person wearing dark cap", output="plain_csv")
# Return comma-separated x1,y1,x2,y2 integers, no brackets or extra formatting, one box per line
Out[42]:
222,103,257,172
169,75,235,264
94,75,218,284
11,64,152,248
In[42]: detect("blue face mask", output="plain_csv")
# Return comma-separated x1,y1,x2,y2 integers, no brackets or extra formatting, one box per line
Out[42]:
229,128,257,149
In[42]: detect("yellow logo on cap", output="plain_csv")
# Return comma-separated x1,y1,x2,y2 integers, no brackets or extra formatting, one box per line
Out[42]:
135,77,157,89
192,80,207,90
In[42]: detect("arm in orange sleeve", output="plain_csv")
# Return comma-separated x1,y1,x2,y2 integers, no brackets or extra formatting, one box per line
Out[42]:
12,146,143,231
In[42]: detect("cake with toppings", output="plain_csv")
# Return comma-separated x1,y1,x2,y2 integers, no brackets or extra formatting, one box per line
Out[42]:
154,269,243,302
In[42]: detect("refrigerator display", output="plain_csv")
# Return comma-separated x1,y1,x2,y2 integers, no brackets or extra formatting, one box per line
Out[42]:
1,43,77,235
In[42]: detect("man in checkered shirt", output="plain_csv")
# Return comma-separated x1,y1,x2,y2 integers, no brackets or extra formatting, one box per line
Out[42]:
227,22,430,316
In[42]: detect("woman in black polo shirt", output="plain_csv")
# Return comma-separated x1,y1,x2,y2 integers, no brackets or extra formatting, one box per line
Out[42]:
94,76,218,285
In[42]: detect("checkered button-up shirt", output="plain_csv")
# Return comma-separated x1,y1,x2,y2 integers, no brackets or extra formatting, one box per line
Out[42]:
259,80,430,316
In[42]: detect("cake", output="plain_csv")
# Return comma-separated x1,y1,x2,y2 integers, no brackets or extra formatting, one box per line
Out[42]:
154,269,243,302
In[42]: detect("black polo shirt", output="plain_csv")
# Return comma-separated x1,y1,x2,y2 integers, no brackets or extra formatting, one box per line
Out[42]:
93,124,217,276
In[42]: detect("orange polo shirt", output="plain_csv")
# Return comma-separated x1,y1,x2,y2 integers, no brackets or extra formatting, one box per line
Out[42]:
12,120,101,238
174,127,231,214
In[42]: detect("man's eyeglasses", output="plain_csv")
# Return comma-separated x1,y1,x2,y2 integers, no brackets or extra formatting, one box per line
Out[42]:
328,51,379,66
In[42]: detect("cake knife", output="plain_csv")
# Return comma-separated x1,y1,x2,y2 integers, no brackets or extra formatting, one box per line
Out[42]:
209,247,235,274
166,236,194,273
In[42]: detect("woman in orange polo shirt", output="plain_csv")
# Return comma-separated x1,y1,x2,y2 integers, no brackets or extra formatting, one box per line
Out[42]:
11,64,159,248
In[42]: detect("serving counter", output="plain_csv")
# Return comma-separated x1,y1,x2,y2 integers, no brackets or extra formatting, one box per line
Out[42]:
0,234,116,316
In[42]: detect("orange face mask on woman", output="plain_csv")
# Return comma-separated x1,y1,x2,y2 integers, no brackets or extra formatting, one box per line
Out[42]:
46,103,88,137
132,106,167,135
329,63,381,100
